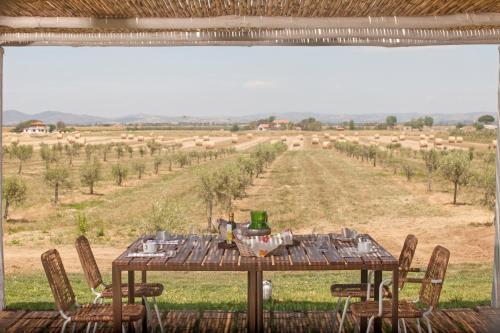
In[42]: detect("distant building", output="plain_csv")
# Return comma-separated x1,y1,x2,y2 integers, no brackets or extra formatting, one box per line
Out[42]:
257,123,270,131
484,124,497,130
23,120,48,134
272,119,289,129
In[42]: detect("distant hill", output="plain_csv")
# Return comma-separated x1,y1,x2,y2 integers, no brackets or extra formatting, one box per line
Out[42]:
3,110,495,126
4,110,110,125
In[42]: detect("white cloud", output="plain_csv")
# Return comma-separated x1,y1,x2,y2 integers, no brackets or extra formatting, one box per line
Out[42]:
244,80,275,88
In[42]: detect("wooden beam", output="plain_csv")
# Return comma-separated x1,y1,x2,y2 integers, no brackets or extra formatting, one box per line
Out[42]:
493,46,500,308
0,46,4,311
1,13,500,30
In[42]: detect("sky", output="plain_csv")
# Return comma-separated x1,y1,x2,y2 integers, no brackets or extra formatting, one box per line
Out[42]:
3,45,498,118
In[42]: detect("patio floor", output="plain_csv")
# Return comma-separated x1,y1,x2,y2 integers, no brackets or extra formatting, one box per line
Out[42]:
0,306,498,332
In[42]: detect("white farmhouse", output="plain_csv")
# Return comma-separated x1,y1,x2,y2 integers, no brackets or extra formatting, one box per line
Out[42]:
23,120,49,134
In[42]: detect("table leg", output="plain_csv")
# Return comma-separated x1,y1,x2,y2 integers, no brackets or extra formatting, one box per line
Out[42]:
128,271,135,332
247,271,257,333
112,263,122,333
360,269,368,332
374,270,382,333
392,268,399,333
256,271,263,332
141,271,147,333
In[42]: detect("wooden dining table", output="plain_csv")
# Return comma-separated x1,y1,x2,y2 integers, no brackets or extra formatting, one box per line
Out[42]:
112,233,399,333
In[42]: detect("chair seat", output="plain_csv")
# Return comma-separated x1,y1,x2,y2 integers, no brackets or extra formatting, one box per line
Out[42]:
350,300,424,318
331,283,391,298
72,304,145,322
100,283,164,298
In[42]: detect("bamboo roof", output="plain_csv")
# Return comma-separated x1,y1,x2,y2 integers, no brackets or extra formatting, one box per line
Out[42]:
0,0,499,46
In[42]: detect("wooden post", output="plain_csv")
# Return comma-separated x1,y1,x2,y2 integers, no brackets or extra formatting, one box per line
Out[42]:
493,46,500,308
0,46,5,310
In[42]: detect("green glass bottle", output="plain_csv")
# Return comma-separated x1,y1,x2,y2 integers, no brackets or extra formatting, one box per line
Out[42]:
249,210,269,230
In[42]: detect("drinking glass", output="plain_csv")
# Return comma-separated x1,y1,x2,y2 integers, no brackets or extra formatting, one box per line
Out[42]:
250,210,268,229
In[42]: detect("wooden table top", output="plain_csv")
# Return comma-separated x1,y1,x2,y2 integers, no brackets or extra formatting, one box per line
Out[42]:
113,234,398,271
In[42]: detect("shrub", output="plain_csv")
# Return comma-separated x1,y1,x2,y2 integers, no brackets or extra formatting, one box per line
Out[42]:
77,213,89,235
421,149,440,191
401,163,416,182
153,157,162,174
141,200,188,234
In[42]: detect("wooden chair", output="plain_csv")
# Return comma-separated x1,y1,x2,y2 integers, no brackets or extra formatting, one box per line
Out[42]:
350,245,450,333
75,235,164,333
331,234,418,333
41,249,144,333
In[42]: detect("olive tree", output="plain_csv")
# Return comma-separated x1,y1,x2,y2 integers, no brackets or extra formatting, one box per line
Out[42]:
80,158,102,194
421,149,440,191
40,143,58,169
473,164,495,223
13,144,33,174
3,177,27,219
439,151,471,204
153,157,162,175
401,162,416,181
45,164,71,204
111,163,128,186
133,161,146,179
198,170,217,231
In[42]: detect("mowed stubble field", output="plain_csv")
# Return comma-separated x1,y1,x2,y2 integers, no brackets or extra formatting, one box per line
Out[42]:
1,128,496,310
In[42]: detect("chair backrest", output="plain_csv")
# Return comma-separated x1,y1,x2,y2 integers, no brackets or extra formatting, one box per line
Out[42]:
41,249,76,312
398,234,418,289
75,236,104,290
419,245,450,309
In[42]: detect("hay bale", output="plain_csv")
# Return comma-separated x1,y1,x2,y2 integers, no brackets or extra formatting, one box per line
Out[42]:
339,134,345,139
331,136,338,142
354,132,359,136
419,140,428,148
428,134,435,141
352,137,359,144
312,137,320,144
247,133,253,139
391,137,399,143
435,138,443,146
448,136,456,143
374,134,380,139
128,134,134,140
157,135,164,141
491,140,497,149
203,135,210,141
137,136,144,142
456,136,463,143
67,136,75,143
10,137,19,144
280,136,287,142
323,133,330,138
299,135,304,141
419,134,426,140
231,135,239,143
399,135,405,141
56,133,63,140
322,141,332,149
270,139,278,144
121,133,127,139
292,141,301,147
195,139,203,146
205,141,215,149
75,133,81,139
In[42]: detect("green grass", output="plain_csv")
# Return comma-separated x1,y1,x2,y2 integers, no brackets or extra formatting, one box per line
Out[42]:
5,263,492,311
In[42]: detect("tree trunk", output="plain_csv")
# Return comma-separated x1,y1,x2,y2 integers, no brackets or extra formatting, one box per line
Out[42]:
453,181,458,204
3,200,9,220
373,157,376,167
428,172,433,192
207,201,213,231
54,183,59,204
17,162,22,174
90,183,94,195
